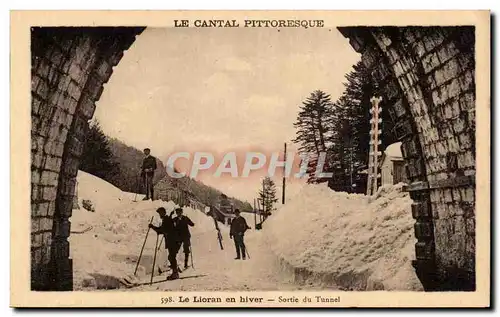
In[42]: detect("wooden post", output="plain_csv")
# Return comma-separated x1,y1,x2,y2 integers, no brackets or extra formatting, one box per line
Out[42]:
253,199,257,228
282,142,287,205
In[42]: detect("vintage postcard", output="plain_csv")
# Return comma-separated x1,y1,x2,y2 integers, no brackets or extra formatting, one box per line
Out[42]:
10,10,490,308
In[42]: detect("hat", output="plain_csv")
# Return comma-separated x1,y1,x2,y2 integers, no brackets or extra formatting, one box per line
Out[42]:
234,208,240,214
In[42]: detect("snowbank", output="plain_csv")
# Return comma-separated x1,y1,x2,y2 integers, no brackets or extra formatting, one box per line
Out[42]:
265,182,423,291
75,170,142,213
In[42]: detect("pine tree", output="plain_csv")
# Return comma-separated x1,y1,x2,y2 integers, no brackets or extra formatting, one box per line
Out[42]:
293,90,336,183
258,177,278,217
79,120,120,181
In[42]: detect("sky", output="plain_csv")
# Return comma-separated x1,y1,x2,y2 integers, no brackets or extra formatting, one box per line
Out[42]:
95,27,360,202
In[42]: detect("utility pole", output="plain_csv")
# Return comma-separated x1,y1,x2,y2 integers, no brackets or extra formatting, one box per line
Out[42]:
350,142,354,193
262,179,266,221
366,96,383,197
282,142,287,205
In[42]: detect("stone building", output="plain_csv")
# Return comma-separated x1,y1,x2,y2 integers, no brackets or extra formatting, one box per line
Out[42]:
380,142,409,185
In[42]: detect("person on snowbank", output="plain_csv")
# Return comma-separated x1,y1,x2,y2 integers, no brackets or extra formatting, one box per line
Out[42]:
149,207,181,280
229,209,251,260
141,148,157,200
173,207,195,269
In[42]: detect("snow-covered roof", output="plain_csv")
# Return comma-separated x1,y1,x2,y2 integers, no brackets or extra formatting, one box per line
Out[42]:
384,142,403,158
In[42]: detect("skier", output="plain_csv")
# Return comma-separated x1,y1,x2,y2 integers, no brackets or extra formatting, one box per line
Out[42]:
149,207,182,280
173,207,195,269
141,148,157,200
229,209,251,260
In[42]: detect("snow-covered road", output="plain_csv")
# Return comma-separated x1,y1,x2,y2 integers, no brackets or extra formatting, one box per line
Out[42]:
70,171,310,291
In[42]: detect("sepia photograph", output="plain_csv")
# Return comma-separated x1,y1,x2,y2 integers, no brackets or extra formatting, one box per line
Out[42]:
10,10,490,308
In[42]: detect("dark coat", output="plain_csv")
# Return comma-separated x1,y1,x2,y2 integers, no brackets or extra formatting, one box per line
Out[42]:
151,215,180,242
142,155,157,173
173,216,194,239
230,216,250,236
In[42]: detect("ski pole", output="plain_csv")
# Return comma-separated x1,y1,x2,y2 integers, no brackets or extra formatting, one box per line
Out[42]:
133,174,139,202
190,245,194,269
134,216,154,276
243,242,250,259
151,233,160,285
156,235,165,251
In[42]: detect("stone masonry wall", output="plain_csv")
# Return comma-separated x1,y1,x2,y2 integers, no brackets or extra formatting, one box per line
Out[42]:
31,27,144,290
339,26,476,291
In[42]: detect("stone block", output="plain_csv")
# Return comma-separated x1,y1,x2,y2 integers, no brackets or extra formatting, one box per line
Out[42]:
36,60,51,79
79,95,97,120
465,217,475,235
39,216,54,232
56,195,74,219
36,79,50,100
52,218,71,239
42,185,57,201
62,156,80,178
447,137,460,153
96,59,113,81
31,75,41,93
412,201,432,219
32,202,49,217
69,63,85,85
401,137,419,158
45,155,62,172
459,92,475,112
59,176,76,196
72,116,89,140
414,40,427,58
32,232,43,248
457,52,474,71
31,217,40,233
109,50,124,67
415,241,434,260
67,135,85,157
67,80,82,100
50,47,64,67
434,141,447,157
423,31,445,52
437,41,460,64
458,133,475,149
451,116,466,134
458,70,475,92
415,222,434,240
457,152,475,169
443,188,454,203
51,239,70,260
48,89,63,107
464,236,475,272
57,75,72,92
40,170,59,187
422,52,440,74
445,78,462,100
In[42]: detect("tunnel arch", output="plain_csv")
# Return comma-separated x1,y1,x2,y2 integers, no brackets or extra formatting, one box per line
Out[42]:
30,26,475,291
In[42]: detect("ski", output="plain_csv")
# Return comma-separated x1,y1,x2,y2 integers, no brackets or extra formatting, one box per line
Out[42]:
119,274,206,288
211,214,224,250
